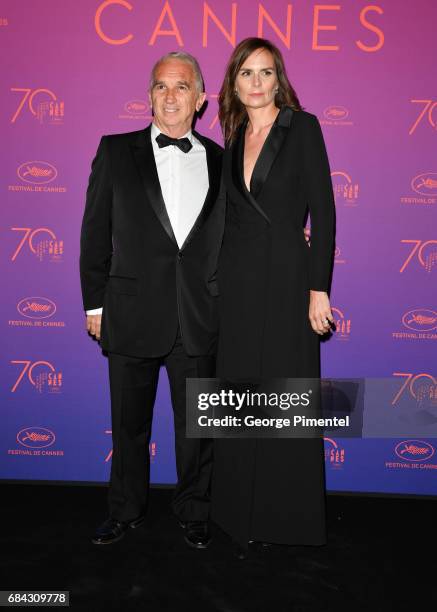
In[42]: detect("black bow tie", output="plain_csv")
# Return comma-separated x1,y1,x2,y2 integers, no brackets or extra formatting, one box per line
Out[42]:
155,132,192,153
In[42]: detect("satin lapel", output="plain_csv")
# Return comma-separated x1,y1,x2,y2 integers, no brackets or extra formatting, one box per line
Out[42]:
223,134,269,224
250,106,294,200
180,131,221,250
235,122,271,224
130,126,177,246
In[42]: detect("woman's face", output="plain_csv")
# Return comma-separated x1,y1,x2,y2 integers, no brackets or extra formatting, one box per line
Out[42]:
235,48,279,110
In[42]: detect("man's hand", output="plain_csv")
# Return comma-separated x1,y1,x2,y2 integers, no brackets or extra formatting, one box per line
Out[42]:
304,227,311,244
309,290,334,335
86,314,102,341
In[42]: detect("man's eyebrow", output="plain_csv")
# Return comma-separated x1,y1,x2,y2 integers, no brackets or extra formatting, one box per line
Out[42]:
152,79,191,88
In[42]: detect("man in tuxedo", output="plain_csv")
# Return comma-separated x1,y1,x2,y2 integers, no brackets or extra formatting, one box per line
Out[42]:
80,52,224,549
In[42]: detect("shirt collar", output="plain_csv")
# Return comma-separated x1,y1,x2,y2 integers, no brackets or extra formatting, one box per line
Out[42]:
151,122,194,145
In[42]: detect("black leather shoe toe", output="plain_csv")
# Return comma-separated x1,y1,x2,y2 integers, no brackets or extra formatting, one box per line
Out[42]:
91,515,144,545
183,521,211,549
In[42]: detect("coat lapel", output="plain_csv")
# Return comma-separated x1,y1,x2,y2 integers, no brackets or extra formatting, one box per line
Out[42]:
250,105,294,199
225,106,294,224
130,126,221,251
235,124,271,224
130,126,177,246
223,132,271,224
180,130,221,250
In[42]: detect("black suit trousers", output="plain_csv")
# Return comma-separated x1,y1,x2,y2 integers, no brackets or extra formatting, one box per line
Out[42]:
107,329,215,522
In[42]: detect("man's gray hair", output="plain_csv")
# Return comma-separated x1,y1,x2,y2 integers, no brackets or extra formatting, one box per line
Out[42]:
149,51,205,93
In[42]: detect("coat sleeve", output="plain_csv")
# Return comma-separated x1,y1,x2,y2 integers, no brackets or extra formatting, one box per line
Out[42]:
301,114,335,292
79,136,113,311
207,172,226,297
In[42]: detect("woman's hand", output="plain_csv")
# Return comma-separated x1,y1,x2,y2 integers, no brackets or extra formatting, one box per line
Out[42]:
309,290,334,335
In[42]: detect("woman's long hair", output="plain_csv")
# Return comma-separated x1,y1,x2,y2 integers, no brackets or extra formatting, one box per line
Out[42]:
218,37,303,144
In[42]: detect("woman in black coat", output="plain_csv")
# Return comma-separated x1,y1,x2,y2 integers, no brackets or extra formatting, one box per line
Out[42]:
211,37,336,552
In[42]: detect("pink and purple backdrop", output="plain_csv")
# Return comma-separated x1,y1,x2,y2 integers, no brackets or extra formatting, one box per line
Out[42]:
1,0,436,494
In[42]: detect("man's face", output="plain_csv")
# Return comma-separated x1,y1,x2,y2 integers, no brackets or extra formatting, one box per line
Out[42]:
149,59,206,137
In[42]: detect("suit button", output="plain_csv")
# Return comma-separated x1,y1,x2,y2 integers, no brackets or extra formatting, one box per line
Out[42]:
178,252,183,260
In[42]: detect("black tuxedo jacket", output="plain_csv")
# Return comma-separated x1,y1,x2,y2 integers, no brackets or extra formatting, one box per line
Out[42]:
80,125,225,358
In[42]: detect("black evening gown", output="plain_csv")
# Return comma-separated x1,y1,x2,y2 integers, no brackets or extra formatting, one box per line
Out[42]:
211,106,336,548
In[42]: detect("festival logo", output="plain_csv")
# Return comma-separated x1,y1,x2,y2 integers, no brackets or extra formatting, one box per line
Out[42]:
9,161,66,194
409,100,437,135
331,307,351,340
17,427,55,449
324,437,345,469
10,227,64,263
334,246,346,265
392,309,437,341
394,440,435,462
403,309,437,332
10,88,64,124
321,106,353,126
385,438,437,471
9,297,65,329
412,173,437,196
18,161,57,184
104,429,156,462
400,172,437,205
331,171,359,206
125,100,148,114
10,360,63,394
17,297,56,319
118,99,152,121
8,426,64,457
400,240,437,273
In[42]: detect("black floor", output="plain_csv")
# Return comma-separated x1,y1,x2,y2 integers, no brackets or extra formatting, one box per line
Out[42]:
1,484,436,611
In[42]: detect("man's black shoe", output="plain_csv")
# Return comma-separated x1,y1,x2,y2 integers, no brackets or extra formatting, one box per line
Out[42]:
235,545,248,560
91,515,145,545
183,521,212,549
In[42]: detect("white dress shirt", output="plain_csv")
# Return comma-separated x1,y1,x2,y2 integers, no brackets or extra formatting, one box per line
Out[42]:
86,123,209,315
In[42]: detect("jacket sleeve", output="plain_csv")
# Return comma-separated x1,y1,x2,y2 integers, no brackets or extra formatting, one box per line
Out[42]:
301,114,335,292
79,136,113,311
207,173,226,297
